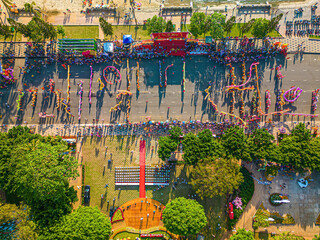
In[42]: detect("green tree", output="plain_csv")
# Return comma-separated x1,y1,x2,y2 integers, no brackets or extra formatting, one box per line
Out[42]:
247,128,276,161
182,129,225,165
225,16,236,36
272,232,305,240
291,123,311,142
230,228,254,240
253,213,270,230
24,1,36,15
168,126,182,143
268,13,283,33
39,206,112,240
189,12,207,38
99,17,113,38
221,126,249,160
0,203,38,240
146,15,166,34
191,158,243,199
252,18,269,38
0,23,13,40
6,140,78,227
165,20,175,32
241,19,255,36
57,25,66,38
162,197,207,236
313,235,320,240
207,12,226,39
158,136,177,161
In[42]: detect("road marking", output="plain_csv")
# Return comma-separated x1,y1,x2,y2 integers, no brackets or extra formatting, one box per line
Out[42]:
316,70,319,71
303,70,307,71
291,70,295,71
303,80,307,81
316,80,320,82
291,80,295,81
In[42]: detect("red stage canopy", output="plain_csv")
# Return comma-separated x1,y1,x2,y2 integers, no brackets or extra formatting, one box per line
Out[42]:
151,32,188,40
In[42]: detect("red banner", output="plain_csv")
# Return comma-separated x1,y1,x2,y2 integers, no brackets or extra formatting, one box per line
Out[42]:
140,234,164,238
152,32,188,39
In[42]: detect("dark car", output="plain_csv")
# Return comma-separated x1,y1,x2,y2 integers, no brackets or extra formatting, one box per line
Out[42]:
84,185,90,203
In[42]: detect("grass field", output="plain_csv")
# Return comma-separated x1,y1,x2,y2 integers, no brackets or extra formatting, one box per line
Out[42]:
181,23,281,38
82,136,227,239
113,230,171,239
57,25,99,39
109,25,151,41
0,32,23,42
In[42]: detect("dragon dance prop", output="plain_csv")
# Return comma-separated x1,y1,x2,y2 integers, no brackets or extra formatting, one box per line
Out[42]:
78,80,83,121
61,98,73,117
159,60,163,87
226,62,259,90
103,66,121,85
220,111,247,126
16,90,24,111
265,90,271,110
276,65,285,81
39,112,54,118
89,65,93,104
204,86,218,112
239,62,246,117
136,62,140,91
110,101,122,112
127,58,130,91
97,78,105,91
284,113,318,117
283,86,302,103
126,99,131,123
262,109,290,116
279,90,286,106
116,90,132,99
182,60,185,92
254,64,264,115
31,88,38,107
55,90,61,110
226,64,236,114
312,89,320,111
165,64,173,88
49,79,55,93
67,65,71,104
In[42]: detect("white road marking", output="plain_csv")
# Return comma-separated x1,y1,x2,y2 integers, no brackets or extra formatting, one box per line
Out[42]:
303,80,307,81
316,70,319,71
303,70,307,71
291,70,295,71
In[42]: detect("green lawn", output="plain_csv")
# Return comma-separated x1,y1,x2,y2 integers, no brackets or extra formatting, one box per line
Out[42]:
109,25,151,41
82,136,227,240
309,35,320,39
181,23,281,39
57,25,99,39
0,32,23,42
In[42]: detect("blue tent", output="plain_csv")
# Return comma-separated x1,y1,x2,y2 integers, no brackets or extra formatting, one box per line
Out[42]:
123,35,133,44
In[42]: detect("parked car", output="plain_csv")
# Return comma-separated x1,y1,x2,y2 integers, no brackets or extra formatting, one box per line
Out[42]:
84,185,90,203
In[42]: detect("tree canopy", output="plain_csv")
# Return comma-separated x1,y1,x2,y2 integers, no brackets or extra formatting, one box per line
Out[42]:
247,128,277,161
191,158,243,198
165,20,175,32
272,232,305,240
99,17,113,38
221,126,249,160
0,203,38,240
38,206,112,240
189,12,207,38
146,15,166,34
207,13,226,39
0,126,79,228
230,228,254,240
252,18,270,38
182,129,225,165
162,197,207,236
157,126,182,161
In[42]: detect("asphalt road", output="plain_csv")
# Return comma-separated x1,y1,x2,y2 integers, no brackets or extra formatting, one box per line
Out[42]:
0,53,319,125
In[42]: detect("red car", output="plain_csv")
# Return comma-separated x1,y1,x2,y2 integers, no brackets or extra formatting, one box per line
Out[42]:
229,202,234,220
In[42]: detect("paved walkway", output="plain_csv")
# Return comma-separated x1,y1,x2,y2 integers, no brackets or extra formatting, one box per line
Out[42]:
227,162,320,240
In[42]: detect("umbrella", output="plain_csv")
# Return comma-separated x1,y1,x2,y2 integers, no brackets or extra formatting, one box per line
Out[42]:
149,121,152,124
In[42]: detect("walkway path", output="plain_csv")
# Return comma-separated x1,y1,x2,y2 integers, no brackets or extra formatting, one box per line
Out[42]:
228,162,320,240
